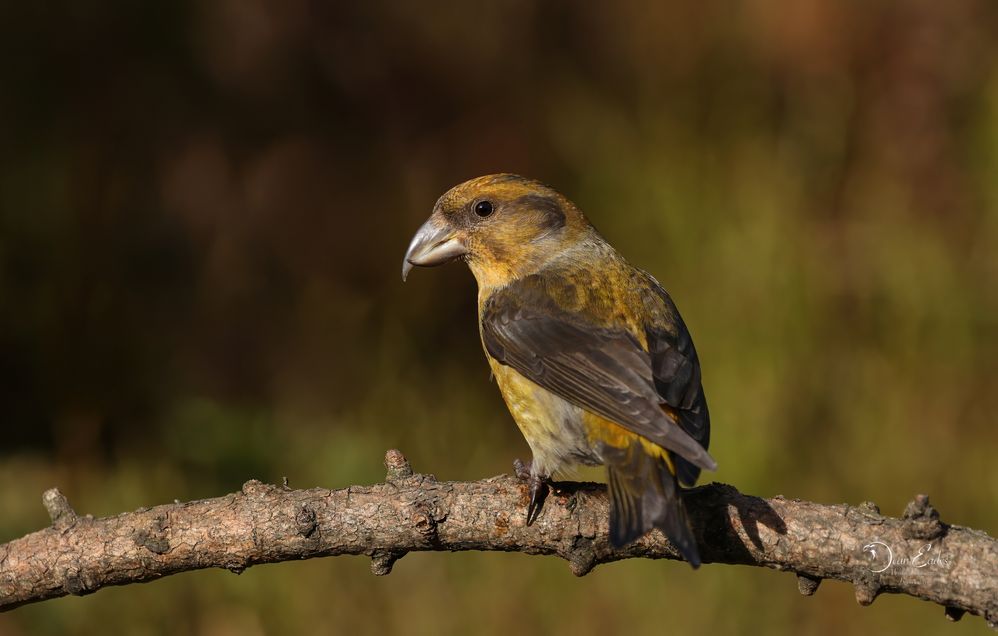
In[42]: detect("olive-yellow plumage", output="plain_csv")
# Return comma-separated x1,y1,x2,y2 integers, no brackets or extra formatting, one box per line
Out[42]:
403,174,715,566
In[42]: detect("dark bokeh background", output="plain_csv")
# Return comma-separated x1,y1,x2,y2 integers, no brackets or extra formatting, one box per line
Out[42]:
1,1,997,634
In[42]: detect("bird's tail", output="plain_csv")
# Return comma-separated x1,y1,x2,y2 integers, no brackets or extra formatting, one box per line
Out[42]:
603,441,701,568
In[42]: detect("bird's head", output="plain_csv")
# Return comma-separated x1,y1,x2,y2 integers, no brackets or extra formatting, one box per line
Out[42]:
402,174,590,288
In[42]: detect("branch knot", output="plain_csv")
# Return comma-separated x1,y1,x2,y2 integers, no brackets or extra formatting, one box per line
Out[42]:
854,578,881,606
42,488,77,531
384,449,414,482
369,549,407,576
295,505,318,538
902,494,944,540
796,573,822,596
133,515,170,555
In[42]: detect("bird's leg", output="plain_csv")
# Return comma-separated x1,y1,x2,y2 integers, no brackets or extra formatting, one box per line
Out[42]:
513,458,549,526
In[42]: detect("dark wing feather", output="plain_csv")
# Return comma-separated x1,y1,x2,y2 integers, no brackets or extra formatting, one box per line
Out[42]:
644,280,711,485
481,276,715,473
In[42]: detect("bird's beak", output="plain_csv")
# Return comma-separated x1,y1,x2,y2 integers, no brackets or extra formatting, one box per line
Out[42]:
402,215,467,281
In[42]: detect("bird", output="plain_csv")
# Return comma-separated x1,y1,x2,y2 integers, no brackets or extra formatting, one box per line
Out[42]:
402,174,715,567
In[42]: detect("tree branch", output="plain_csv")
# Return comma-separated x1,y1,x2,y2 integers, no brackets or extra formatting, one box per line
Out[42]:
1,450,995,628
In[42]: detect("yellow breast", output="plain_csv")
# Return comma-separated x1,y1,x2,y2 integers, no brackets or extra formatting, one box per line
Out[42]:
487,359,597,476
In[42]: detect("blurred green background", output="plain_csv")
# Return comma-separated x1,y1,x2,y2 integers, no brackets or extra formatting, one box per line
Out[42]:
1,1,997,634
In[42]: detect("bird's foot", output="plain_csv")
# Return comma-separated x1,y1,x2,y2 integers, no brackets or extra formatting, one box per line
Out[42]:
513,459,550,526
513,458,532,481
526,475,549,526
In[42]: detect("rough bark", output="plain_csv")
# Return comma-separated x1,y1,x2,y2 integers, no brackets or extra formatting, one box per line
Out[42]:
0,450,995,628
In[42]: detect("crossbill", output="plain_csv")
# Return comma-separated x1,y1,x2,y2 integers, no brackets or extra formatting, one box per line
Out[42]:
402,174,715,567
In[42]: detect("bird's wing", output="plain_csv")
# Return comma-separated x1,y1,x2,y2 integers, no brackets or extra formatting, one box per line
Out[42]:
641,275,711,484
481,276,716,473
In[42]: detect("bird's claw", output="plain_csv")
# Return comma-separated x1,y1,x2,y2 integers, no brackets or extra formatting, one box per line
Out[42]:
525,474,549,526
513,459,549,525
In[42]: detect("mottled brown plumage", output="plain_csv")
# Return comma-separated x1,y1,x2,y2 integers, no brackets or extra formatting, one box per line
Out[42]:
403,174,714,566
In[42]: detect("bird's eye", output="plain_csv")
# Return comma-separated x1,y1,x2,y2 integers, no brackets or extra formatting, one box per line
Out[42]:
474,200,494,217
